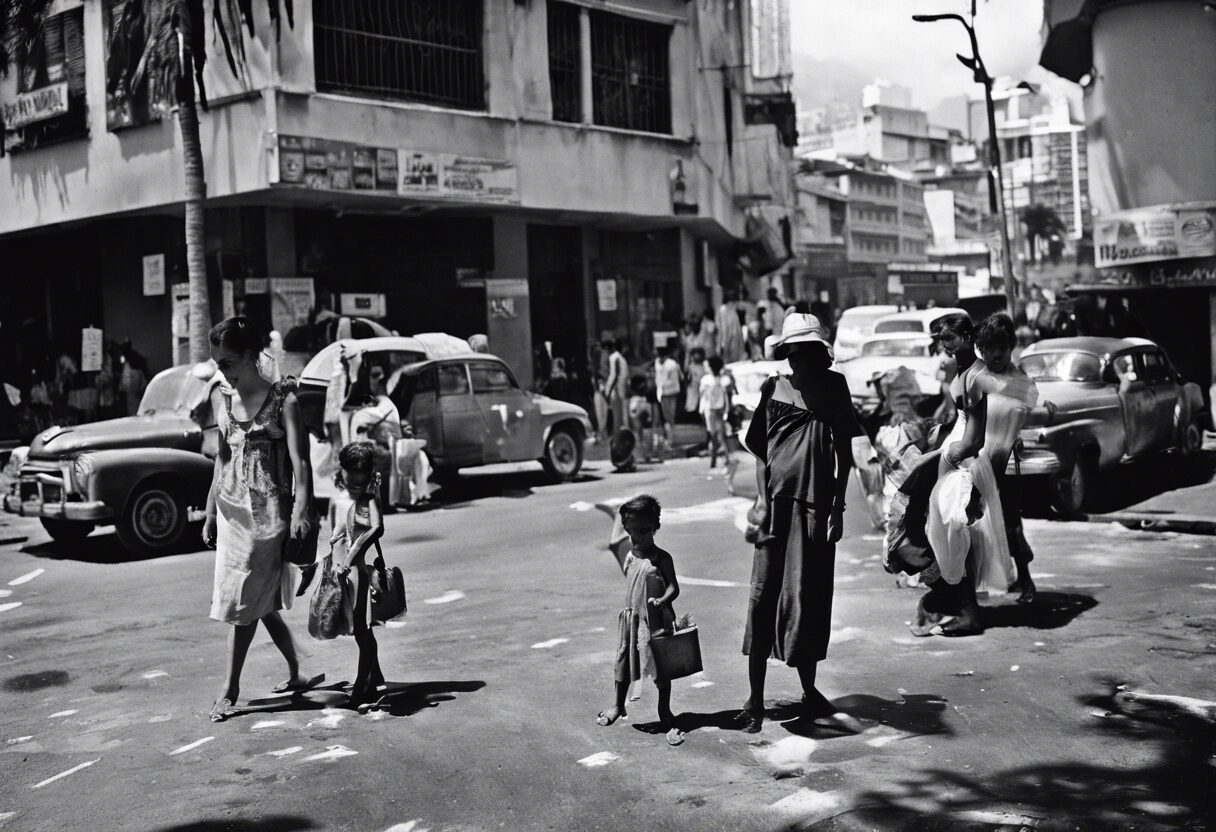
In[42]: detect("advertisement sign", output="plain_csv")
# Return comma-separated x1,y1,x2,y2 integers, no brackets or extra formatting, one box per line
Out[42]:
142,253,165,296
171,284,191,337
596,279,618,312
1094,205,1216,269
222,280,236,319
2,82,69,129
81,327,104,373
1089,256,1216,290
399,151,519,204
269,278,316,337
340,293,387,318
276,136,397,192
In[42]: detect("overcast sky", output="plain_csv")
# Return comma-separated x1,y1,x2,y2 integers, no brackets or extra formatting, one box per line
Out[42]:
789,0,1051,110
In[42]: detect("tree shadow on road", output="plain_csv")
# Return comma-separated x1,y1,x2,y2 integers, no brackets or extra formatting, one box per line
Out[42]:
978,591,1098,631
821,679,1215,832
149,817,318,832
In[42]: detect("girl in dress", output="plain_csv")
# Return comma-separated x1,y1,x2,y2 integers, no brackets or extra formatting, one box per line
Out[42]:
327,441,387,709
596,495,685,746
204,317,320,722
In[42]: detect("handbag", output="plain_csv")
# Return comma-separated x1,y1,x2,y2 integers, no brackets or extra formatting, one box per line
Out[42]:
649,625,703,681
283,515,320,566
369,539,407,624
308,555,354,640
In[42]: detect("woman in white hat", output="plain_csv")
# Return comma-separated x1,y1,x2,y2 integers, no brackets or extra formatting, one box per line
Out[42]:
737,313,863,733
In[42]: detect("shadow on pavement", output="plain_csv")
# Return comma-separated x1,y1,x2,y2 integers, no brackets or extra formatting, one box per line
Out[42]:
431,469,601,509
1026,449,1216,519
372,679,487,717
830,679,1215,832
149,817,318,832
672,693,954,741
20,528,206,564
980,592,1098,631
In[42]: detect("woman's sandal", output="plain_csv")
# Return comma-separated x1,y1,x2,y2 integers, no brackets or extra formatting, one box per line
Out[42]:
596,708,625,726
734,709,764,734
665,727,686,746
209,694,238,723
271,673,326,694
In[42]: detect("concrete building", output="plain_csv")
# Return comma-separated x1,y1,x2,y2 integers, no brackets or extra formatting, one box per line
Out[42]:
1040,0,1216,402
0,0,795,396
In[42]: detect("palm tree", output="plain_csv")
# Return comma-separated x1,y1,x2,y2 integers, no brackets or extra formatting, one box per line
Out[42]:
3,0,292,363
1019,203,1068,266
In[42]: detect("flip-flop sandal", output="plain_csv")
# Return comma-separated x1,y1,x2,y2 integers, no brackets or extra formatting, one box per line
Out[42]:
596,709,624,726
209,697,236,722
272,673,326,694
665,728,686,746
734,709,763,734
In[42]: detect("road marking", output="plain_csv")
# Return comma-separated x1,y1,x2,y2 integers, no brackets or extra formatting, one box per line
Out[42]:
0,589,10,597
752,736,818,768
307,709,346,729
0,812,15,822
662,498,753,526
304,745,358,762
770,788,842,814
531,638,568,649
8,569,44,586
423,590,466,605
30,758,99,789
386,621,408,629
677,575,746,588
569,501,595,512
266,746,302,757
865,733,901,748
1194,584,1216,590
48,710,78,719
862,534,883,541
170,737,214,755
382,820,429,832
577,751,619,767
6,736,32,745
251,721,284,730
142,671,168,680
0,603,21,614
1010,665,1020,672
691,681,714,688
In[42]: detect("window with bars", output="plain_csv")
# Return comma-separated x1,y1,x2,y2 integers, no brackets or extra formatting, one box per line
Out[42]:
4,8,88,151
547,2,581,123
589,10,671,134
313,0,485,110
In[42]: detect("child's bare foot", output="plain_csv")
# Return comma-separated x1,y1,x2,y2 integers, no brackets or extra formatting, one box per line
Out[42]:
596,706,626,726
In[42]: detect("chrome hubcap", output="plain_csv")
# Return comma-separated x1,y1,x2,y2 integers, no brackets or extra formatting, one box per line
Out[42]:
136,491,178,542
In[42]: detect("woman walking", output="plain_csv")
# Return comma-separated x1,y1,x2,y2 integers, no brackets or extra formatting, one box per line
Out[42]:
203,317,321,722
737,314,862,733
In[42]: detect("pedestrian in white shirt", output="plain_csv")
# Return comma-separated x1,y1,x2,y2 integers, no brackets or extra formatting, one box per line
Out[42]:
699,355,735,469
605,340,630,434
654,348,682,450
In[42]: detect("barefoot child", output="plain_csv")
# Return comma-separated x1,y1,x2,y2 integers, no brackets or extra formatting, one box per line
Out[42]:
329,441,387,708
596,495,686,745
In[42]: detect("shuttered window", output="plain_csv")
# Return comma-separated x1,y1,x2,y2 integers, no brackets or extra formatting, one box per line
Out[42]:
4,8,89,151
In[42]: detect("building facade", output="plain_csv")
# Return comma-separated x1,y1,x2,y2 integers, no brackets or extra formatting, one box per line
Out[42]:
0,0,795,403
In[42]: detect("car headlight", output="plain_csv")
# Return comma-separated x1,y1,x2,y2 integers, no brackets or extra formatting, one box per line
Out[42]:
71,455,95,496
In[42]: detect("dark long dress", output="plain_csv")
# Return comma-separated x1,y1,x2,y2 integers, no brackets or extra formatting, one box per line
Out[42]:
743,373,860,666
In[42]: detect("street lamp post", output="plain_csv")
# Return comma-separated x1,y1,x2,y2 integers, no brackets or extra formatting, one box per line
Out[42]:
913,12,1019,315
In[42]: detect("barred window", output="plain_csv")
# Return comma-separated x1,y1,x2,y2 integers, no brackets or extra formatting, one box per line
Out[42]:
314,0,485,110
547,2,581,123
589,11,671,134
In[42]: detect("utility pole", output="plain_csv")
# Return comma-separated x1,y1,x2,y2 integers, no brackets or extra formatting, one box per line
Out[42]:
913,10,1019,315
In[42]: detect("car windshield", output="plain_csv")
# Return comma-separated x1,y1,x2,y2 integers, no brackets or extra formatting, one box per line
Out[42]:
873,320,924,334
860,338,931,357
139,366,215,415
732,370,770,395
838,310,891,332
1019,351,1101,382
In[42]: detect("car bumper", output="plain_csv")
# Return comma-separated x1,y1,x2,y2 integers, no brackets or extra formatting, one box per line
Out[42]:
1007,447,1061,477
3,474,113,522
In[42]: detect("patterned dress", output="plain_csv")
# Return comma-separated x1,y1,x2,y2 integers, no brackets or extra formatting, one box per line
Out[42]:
614,551,677,683
210,380,297,625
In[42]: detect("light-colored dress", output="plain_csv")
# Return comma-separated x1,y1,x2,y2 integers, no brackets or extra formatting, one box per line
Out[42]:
614,551,676,683
211,381,297,625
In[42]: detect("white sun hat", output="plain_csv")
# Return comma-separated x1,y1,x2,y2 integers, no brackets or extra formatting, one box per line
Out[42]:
772,313,833,360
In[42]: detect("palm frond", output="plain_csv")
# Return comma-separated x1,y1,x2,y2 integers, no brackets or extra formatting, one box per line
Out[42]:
0,0,54,78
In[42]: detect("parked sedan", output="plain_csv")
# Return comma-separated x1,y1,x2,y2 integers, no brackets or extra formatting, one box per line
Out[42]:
839,333,945,416
1014,337,1208,513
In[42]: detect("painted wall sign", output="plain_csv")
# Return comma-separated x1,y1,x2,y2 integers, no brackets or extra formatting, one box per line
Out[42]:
269,278,316,337
80,327,103,373
2,82,69,129
1094,205,1216,269
142,253,165,296
398,151,519,204
339,292,387,318
1088,256,1216,290
596,279,618,312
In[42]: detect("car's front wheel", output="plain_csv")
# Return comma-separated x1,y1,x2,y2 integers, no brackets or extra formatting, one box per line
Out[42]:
541,425,584,483
1179,418,1204,457
40,518,94,543
1051,452,1094,515
117,482,188,556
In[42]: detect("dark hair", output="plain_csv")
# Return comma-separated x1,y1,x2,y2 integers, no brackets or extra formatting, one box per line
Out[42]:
975,313,1016,352
619,494,661,525
930,313,975,343
708,355,724,374
208,316,267,356
334,440,377,490
690,347,706,362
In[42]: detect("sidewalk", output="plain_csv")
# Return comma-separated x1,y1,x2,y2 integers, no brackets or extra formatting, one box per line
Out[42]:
1082,434,1216,535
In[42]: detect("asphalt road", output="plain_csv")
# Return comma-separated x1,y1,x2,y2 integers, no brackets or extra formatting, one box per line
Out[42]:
0,455,1213,832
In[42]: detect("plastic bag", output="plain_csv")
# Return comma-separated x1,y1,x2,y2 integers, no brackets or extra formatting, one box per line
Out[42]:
927,464,974,585
308,556,354,640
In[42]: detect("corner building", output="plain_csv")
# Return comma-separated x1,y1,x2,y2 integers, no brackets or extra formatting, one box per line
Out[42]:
0,0,795,389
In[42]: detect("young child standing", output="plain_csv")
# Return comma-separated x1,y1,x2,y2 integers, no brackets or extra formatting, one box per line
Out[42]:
329,441,387,709
596,495,685,746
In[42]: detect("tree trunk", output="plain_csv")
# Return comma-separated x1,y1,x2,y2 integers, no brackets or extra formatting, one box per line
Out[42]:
177,97,212,363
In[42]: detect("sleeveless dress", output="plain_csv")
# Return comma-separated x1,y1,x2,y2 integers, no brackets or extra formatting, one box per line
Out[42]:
210,381,297,625
614,551,677,683
742,373,861,666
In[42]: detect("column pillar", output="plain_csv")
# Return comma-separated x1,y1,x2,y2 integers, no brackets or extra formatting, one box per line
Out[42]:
489,215,534,389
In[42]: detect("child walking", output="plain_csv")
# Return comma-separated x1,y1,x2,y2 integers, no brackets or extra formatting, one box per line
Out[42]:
596,495,686,746
329,441,387,709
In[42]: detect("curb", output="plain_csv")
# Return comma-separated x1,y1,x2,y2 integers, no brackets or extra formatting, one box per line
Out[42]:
1080,511,1216,536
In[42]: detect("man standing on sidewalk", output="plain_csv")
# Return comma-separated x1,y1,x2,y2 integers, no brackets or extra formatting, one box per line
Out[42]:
654,347,682,452
605,340,629,435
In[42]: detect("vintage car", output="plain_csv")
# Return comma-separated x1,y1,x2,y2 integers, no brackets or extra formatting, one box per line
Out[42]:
871,307,968,337
832,305,898,363
839,332,945,416
298,338,592,482
2,362,219,554
1014,337,1209,513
